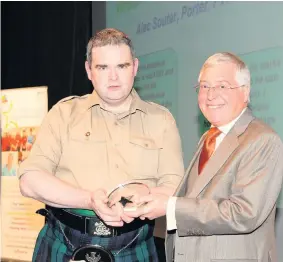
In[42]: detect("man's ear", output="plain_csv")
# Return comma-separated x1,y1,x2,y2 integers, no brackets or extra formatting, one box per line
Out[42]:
243,86,250,103
85,61,92,81
133,58,139,77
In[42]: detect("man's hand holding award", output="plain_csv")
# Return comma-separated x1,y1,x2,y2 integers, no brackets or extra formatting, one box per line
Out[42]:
108,181,171,222
107,181,150,212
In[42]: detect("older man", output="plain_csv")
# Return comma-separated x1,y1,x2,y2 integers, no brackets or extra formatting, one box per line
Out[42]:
126,52,283,262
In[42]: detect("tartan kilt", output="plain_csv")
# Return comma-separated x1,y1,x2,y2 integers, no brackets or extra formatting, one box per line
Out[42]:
32,217,158,262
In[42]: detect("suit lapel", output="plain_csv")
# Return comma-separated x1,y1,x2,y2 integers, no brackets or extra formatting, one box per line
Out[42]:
174,133,207,197
187,108,255,198
188,130,239,197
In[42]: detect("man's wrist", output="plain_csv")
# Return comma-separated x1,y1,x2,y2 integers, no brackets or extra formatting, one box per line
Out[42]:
85,191,93,210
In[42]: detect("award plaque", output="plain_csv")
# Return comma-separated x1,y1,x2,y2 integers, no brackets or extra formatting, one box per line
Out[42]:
107,181,150,211
72,244,114,262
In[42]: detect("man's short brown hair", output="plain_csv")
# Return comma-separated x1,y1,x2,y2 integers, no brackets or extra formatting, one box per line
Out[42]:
86,28,135,65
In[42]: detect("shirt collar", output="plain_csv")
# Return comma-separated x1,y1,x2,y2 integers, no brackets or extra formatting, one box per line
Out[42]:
129,88,148,114
82,88,148,114
212,107,247,135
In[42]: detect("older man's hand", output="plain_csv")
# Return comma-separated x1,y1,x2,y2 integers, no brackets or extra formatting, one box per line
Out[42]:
123,193,170,220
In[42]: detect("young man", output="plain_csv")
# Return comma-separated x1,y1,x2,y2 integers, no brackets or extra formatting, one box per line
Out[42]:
18,28,184,262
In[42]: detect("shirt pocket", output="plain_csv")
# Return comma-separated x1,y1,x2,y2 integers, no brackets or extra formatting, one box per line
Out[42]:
129,136,162,177
62,130,108,178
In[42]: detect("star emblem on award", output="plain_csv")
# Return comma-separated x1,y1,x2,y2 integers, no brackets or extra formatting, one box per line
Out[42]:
107,181,151,211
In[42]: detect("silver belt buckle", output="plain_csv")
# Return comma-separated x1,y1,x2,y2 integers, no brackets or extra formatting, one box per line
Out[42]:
88,219,112,237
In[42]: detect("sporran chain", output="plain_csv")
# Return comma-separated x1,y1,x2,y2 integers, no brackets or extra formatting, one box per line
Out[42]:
56,219,143,256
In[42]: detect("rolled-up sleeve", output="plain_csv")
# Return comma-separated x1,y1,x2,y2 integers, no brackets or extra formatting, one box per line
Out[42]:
18,104,65,178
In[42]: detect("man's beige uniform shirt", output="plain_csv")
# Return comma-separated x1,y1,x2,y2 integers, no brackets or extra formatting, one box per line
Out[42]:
19,89,184,193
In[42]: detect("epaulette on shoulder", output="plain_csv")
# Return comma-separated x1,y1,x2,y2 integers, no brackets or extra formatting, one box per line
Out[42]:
146,101,170,112
58,94,90,104
57,95,80,104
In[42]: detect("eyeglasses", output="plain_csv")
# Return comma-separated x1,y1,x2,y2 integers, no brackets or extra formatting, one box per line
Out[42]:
195,83,246,94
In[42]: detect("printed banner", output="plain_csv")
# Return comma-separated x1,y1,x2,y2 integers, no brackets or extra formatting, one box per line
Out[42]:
1,87,48,261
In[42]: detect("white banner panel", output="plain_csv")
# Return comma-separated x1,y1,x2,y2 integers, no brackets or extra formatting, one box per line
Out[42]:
1,87,48,261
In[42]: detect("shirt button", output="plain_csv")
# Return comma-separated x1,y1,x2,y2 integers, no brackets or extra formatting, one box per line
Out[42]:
115,164,119,168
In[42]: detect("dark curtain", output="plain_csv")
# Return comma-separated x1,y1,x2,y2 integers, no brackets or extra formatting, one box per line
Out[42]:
1,1,93,109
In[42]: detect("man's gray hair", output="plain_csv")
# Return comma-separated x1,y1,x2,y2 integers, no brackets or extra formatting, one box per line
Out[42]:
198,52,251,87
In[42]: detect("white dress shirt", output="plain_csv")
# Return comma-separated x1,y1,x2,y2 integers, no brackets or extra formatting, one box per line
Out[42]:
166,108,247,230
